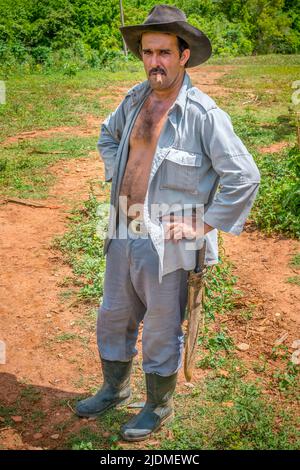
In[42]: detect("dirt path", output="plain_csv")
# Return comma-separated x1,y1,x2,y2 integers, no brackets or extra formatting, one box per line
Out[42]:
222,227,299,367
0,155,106,449
0,65,299,449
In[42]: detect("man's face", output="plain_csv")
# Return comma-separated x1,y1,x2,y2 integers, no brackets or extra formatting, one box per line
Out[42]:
141,32,190,90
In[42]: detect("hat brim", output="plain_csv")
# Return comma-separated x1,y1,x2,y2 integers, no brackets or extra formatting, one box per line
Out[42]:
120,21,212,68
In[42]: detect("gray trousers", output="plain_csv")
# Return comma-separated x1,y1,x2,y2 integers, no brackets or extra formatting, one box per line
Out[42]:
97,223,189,377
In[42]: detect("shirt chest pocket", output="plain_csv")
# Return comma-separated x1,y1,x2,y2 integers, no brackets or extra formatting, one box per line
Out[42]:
159,148,203,195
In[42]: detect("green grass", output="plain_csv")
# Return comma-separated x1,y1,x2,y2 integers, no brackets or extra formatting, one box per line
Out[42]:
0,67,144,142
273,362,300,396
215,56,300,238
53,188,109,303
203,240,240,321
286,275,300,286
68,424,123,451
289,253,300,269
251,146,300,238
19,385,42,404
0,135,99,198
160,380,299,450
209,54,300,67
30,410,46,423
0,65,144,199
213,56,300,238
55,333,78,343
0,405,18,426
214,54,300,117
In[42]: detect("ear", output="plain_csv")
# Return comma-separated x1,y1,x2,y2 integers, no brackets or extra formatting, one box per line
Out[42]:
180,48,191,67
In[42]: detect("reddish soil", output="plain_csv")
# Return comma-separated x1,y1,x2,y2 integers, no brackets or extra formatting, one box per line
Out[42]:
259,141,291,154
222,226,300,369
1,115,101,146
0,65,299,449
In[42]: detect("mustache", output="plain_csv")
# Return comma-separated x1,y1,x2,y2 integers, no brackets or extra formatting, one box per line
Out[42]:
149,67,166,75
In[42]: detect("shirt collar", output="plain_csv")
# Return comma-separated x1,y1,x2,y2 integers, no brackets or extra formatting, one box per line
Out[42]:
169,71,192,114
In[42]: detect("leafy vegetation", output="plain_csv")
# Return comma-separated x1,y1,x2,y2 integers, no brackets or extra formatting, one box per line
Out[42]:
54,188,109,302
0,0,299,75
215,57,300,239
252,146,300,238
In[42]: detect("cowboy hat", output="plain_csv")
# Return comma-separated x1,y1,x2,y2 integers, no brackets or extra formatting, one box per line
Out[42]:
120,4,212,68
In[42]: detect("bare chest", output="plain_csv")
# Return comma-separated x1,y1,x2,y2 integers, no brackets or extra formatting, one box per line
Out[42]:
130,100,170,149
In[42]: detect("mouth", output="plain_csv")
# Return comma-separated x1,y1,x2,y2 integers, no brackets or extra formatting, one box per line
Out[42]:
149,70,166,84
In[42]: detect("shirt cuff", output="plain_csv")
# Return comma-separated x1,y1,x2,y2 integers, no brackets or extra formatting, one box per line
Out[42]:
104,167,114,182
204,214,244,235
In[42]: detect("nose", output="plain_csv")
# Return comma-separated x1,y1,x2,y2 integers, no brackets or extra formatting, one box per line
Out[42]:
149,52,160,69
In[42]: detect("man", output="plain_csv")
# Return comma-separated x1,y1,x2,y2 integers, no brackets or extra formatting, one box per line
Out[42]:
75,5,261,442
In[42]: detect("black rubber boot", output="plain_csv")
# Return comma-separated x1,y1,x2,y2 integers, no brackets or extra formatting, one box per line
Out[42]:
75,357,133,418
120,371,177,441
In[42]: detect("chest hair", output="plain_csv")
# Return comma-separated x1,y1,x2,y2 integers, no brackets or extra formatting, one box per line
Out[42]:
132,101,169,143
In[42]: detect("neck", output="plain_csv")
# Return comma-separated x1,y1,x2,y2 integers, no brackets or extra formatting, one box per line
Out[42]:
151,71,185,103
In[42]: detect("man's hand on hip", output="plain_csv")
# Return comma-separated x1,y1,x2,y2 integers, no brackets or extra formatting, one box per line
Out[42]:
162,214,214,243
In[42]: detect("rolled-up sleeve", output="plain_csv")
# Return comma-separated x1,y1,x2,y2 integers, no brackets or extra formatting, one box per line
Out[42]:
201,107,261,235
97,97,129,182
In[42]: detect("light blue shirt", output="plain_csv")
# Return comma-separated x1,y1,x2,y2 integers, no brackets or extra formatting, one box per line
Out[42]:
97,72,261,282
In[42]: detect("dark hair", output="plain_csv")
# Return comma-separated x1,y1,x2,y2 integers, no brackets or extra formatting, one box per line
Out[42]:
138,33,190,66
177,36,190,67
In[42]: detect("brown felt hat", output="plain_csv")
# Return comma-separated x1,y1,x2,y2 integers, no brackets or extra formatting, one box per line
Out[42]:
120,4,212,68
